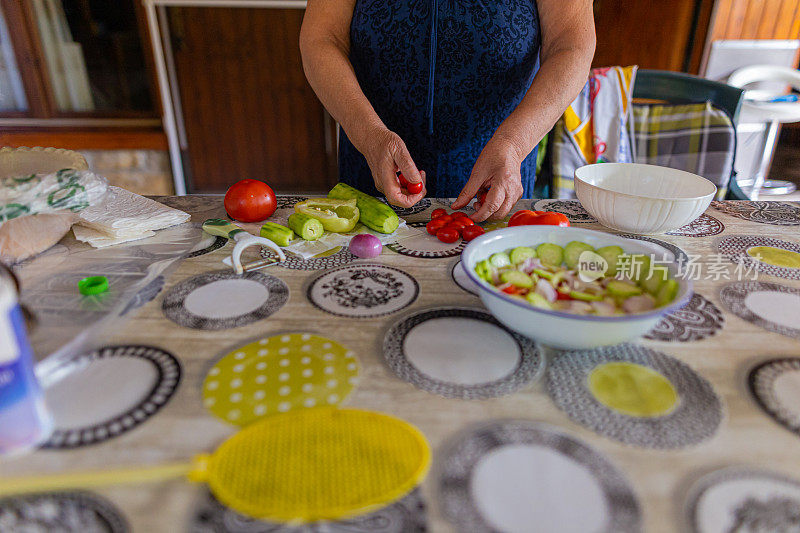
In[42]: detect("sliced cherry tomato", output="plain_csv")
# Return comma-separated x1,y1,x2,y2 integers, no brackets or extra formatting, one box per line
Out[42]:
398,172,423,195
435,214,453,224
431,208,447,219
459,217,475,227
556,291,573,301
426,218,448,235
436,227,460,243
508,210,570,227
462,225,485,241
502,285,522,295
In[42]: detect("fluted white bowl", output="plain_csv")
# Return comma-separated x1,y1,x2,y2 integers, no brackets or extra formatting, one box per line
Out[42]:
462,226,693,349
574,163,716,234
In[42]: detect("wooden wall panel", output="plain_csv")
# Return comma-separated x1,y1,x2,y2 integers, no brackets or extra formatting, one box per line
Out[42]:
168,7,337,194
710,0,800,40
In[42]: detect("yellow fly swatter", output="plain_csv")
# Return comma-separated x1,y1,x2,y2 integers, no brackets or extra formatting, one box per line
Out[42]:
0,407,431,522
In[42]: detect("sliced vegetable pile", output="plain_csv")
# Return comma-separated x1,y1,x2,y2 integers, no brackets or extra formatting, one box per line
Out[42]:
426,209,485,243
473,241,680,316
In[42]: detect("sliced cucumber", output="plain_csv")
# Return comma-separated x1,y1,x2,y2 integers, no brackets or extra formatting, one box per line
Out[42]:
564,241,594,270
490,252,511,268
631,254,652,283
596,245,624,275
536,243,564,268
474,259,492,282
510,246,537,265
641,265,669,295
533,268,553,280
656,279,679,307
260,222,295,246
607,280,642,298
501,270,533,288
526,291,553,309
288,213,324,241
570,290,603,302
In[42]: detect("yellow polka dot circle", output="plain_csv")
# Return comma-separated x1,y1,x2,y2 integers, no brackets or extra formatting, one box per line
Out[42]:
203,333,360,426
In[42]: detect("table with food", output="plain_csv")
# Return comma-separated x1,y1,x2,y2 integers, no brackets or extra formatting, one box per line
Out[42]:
2,157,800,533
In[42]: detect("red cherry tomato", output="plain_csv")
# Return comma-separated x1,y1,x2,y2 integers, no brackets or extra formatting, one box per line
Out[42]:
462,225,485,241
459,217,475,227
398,172,423,195
436,227,460,243
224,179,277,223
452,211,469,219
426,218,447,235
436,214,453,224
448,221,467,231
431,208,447,219
508,210,570,227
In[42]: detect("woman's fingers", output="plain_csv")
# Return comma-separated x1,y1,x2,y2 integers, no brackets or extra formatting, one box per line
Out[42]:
471,185,506,222
451,174,484,210
391,140,424,186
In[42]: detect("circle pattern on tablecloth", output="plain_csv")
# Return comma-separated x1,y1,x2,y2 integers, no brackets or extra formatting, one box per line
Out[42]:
381,197,431,217
162,270,288,330
666,214,725,237
307,264,419,318
275,195,310,209
202,333,359,426
383,307,544,399
719,281,800,339
711,200,800,225
120,276,165,316
619,234,690,269
718,235,800,280
190,487,427,533
686,468,800,533
451,260,481,296
546,344,722,448
260,246,357,271
434,198,475,213
438,420,641,533
0,491,128,532
42,345,181,449
386,222,466,258
533,199,598,223
749,358,800,436
645,293,725,342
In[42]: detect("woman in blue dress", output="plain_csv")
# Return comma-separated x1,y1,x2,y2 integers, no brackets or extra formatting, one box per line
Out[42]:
300,1,594,221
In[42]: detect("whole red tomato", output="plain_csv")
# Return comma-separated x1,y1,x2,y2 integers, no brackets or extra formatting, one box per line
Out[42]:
436,227,460,243
398,172,423,195
224,179,277,222
508,210,570,227
462,225,485,241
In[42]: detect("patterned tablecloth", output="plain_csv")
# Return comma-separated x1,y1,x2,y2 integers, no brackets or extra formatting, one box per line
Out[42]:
3,196,800,533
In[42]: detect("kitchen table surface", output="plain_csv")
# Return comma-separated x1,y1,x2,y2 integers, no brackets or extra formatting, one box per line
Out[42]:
3,196,800,533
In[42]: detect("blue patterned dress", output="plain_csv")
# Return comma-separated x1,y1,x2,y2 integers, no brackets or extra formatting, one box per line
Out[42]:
339,0,542,198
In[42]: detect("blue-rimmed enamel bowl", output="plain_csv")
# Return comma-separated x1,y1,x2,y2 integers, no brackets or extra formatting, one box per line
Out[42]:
462,226,693,349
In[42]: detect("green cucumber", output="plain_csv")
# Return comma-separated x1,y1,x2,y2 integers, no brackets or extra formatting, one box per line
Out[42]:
656,279,679,307
536,243,564,267
570,290,603,302
607,280,642,298
641,265,669,295
328,183,400,234
526,291,553,309
533,268,553,280
474,259,492,282
490,252,511,268
564,241,594,270
631,254,652,283
288,213,324,241
596,245,624,275
510,246,537,265
501,270,533,288
260,222,295,246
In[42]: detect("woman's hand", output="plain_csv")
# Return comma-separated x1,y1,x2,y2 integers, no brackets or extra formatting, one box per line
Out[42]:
451,137,524,222
362,128,426,208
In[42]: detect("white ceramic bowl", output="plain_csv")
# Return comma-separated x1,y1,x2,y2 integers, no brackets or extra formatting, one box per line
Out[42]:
461,226,693,349
574,163,716,234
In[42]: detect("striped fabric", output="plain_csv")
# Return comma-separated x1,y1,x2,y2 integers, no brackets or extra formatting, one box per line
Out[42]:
632,102,733,200
552,101,734,200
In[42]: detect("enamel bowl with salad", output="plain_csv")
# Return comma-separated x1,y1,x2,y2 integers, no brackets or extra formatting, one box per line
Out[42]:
462,226,692,349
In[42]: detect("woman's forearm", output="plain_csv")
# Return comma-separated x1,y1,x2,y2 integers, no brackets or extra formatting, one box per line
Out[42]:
299,26,384,154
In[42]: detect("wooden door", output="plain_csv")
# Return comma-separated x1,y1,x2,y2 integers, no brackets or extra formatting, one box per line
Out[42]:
169,7,337,193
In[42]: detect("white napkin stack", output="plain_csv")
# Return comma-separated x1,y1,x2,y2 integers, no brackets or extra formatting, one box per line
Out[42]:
73,186,190,248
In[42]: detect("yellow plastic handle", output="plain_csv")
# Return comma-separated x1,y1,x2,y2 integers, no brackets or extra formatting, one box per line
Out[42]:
0,461,195,497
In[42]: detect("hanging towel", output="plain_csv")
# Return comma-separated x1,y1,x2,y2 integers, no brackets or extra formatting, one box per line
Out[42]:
552,66,638,198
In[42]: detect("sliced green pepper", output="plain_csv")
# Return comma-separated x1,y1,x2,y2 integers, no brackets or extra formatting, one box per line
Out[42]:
294,198,360,233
